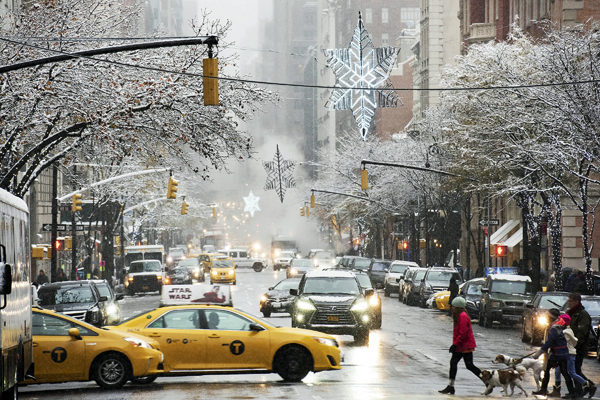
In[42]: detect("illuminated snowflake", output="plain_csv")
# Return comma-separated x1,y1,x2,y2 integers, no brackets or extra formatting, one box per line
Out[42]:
263,145,296,203
243,190,260,217
324,12,401,140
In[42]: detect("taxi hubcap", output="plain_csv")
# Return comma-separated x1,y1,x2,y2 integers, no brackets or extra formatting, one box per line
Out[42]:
101,360,124,382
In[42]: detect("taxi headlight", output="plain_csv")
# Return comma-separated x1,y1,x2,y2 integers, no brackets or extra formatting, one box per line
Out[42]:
123,337,153,349
369,295,380,307
297,299,316,310
537,315,549,326
313,337,338,347
228,270,234,275
212,270,218,275
351,300,369,311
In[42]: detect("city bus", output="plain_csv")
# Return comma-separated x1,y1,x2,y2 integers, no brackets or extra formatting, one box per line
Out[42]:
0,188,33,398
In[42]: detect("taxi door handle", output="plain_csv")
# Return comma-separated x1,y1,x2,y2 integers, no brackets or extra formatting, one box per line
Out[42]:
32,342,39,348
208,334,220,339
149,333,161,338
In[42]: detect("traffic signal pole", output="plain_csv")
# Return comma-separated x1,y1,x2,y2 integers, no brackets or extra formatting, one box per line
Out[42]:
71,165,77,280
51,164,58,281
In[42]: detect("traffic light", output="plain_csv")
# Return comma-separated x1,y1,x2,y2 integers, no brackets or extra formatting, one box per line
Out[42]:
65,236,72,250
203,57,219,106
181,201,189,215
493,244,508,257
212,207,217,218
305,206,310,217
402,241,409,250
300,207,305,217
310,194,315,208
72,194,82,212
167,176,178,199
55,238,65,251
361,169,369,190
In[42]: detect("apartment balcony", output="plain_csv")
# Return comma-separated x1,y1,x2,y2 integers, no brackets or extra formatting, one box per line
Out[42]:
467,23,496,43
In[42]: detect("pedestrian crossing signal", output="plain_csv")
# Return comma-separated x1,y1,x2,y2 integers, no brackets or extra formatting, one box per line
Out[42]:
493,244,508,257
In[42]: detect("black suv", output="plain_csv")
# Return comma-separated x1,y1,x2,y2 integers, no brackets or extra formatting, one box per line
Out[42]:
37,280,109,327
367,259,392,289
418,267,463,308
290,270,373,345
479,274,533,328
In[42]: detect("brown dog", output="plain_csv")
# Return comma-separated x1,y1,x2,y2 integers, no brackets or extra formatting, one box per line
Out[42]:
480,368,528,397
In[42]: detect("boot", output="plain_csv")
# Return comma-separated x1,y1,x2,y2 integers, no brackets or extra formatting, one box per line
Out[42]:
533,388,549,396
588,381,597,398
439,385,455,395
548,385,562,398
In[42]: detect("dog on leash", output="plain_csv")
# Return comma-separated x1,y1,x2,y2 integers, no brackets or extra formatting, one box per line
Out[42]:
493,354,543,391
480,368,528,397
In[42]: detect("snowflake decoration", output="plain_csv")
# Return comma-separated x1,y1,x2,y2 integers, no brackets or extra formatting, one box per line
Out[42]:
263,145,296,203
243,190,260,217
323,12,401,140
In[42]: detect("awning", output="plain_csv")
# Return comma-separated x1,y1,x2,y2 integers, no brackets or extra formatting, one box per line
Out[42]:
503,227,523,251
490,220,520,244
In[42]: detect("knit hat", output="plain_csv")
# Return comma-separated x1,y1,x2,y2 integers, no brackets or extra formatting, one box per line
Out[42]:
548,308,561,320
559,314,571,325
451,297,466,308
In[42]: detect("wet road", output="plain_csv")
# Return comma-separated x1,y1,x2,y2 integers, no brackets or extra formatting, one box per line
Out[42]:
20,268,600,399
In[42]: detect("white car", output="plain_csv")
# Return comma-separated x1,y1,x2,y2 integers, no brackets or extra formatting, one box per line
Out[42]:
218,248,268,271
273,251,296,271
384,260,420,297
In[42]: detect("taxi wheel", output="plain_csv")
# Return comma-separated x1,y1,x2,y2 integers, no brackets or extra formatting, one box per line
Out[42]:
274,345,313,382
131,375,158,385
232,281,237,285
93,353,131,389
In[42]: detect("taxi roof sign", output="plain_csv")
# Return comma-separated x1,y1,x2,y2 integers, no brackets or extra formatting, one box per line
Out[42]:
161,284,232,306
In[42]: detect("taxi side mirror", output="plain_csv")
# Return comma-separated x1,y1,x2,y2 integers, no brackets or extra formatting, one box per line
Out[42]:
289,289,298,296
249,323,265,332
69,328,82,340
364,288,374,297
115,293,124,301
99,296,108,302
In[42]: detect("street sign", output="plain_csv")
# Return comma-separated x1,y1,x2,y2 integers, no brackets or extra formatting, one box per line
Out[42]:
58,205,72,211
42,224,97,232
479,219,500,226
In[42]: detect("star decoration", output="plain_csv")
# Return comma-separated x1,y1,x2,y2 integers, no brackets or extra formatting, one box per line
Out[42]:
243,190,260,217
263,145,296,203
323,12,401,140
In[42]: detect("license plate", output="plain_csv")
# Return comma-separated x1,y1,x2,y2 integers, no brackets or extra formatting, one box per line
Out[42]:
220,276,227,280
272,302,281,308
327,316,339,322
142,286,148,290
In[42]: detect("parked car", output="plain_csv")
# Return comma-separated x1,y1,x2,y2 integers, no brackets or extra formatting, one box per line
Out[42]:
458,278,486,320
90,279,123,325
367,259,392,289
290,270,372,345
259,278,301,317
432,290,451,311
402,267,428,306
124,260,165,295
397,266,424,303
384,261,420,297
418,267,463,308
479,274,533,328
349,257,372,272
354,271,382,329
338,256,360,269
287,258,315,278
274,251,296,271
177,257,205,282
561,295,600,355
37,280,109,327
165,266,193,285
522,291,570,345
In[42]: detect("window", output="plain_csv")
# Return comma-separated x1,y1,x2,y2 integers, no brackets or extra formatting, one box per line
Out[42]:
147,309,200,329
239,251,248,258
382,8,389,23
365,8,372,23
204,310,254,331
32,313,95,336
382,33,389,46
400,7,420,23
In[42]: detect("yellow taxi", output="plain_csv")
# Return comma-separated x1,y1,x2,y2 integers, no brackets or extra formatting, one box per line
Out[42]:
24,308,164,389
198,253,226,273
110,302,342,382
432,291,451,310
210,257,236,285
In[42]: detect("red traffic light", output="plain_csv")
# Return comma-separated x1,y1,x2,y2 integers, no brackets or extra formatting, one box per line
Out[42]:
494,244,508,257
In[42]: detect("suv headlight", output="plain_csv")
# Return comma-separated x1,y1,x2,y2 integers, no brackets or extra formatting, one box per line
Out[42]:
297,299,316,310
368,295,380,307
537,315,549,326
351,299,368,311
123,337,153,349
313,337,338,347
290,268,298,275
491,301,502,308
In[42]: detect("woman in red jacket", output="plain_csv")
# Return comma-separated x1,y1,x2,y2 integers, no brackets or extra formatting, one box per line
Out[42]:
439,297,482,395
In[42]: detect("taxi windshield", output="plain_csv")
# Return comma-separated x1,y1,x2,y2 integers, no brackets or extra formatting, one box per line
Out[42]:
303,277,359,295
213,259,233,268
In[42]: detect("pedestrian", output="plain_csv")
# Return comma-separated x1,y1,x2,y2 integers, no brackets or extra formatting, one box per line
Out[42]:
532,311,575,397
560,313,593,397
565,270,579,292
547,274,555,292
448,276,459,316
36,269,49,286
92,266,100,279
55,268,67,282
439,297,483,395
574,271,587,294
566,293,597,397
